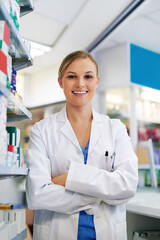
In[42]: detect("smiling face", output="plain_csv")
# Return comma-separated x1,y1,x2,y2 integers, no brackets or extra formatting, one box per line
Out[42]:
58,57,100,109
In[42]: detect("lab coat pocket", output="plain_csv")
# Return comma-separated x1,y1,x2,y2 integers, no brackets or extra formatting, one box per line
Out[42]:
102,152,114,172
115,222,127,240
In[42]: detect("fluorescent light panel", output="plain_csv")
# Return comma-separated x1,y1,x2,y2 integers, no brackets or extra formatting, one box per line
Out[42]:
26,40,52,58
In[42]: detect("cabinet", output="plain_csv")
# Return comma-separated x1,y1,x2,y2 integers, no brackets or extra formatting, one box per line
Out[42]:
126,188,160,240
0,0,33,239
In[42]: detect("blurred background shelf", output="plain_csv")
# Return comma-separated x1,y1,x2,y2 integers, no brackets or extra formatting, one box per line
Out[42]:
139,164,160,170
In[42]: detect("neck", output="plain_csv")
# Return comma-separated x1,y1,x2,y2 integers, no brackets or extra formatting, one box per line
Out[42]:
66,103,93,122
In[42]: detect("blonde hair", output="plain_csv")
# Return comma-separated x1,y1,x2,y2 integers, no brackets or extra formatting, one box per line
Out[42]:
58,50,99,79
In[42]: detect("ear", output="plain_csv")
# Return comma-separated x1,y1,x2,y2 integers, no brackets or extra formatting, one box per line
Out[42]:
58,77,63,89
96,76,100,88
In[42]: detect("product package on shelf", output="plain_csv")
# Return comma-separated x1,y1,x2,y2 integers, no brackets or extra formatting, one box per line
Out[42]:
10,67,16,95
6,54,12,90
10,0,20,30
0,21,10,49
0,92,7,166
0,51,7,86
1,0,20,29
1,0,10,14
6,126,22,167
0,130,7,166
0,209,26,240
0,21,10,86
0,92,7,132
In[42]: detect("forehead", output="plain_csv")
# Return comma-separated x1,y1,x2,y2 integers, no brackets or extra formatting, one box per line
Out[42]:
66,58,97,72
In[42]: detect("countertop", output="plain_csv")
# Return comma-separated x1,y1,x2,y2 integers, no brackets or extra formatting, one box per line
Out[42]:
126,187,160,219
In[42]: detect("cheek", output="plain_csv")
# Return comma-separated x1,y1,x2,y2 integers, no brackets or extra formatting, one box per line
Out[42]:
89,83,98,91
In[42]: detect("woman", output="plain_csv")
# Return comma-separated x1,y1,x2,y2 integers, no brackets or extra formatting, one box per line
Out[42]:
26,50,138,240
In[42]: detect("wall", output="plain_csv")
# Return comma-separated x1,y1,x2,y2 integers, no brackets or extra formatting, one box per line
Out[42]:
95,43,130,91
18,65,65,108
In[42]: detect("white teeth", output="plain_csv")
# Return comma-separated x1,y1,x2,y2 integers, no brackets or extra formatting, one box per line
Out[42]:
73,91,87,94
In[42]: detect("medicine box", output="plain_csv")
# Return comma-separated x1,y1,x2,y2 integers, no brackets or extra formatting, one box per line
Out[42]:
6,126,20,147
0,21,10,47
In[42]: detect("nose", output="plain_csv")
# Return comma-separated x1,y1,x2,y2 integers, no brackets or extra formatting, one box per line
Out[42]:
75,77,85,88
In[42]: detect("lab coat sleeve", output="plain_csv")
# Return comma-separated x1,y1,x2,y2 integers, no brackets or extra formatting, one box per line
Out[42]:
65,121,138,205
26,123,100,214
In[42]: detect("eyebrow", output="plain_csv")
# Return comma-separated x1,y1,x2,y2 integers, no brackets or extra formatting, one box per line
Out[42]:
66,71,94,74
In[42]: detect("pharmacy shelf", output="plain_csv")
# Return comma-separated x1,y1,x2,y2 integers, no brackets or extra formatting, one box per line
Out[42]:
12,228,27,240
0,165,29,178
19,0,34,17
114,113,160,125
0,82,32,122
0,0,33,70
139,164,160,170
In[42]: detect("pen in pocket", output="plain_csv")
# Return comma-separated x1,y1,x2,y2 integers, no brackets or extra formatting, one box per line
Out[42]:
111,152,116,171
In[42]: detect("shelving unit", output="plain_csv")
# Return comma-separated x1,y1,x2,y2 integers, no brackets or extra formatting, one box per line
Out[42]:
0,82,32,122
139,164,160,170
0,0,33,70
0,165,29,179
0,1,33,239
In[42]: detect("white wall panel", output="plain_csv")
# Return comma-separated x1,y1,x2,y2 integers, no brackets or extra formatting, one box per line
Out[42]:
22,66,65,108
95,43,130,91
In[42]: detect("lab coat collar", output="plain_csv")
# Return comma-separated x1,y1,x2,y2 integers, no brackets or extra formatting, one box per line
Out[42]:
57,106,104,153
57,106,103,123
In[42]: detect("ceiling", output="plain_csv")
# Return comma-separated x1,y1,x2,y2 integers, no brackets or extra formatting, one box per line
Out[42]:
19,0,133,73
92,0,160,54
19,0,160,74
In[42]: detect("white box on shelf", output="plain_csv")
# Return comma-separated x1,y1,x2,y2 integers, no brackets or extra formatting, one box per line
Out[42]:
7,53,12,86
0,130,7,165
0,223,9,240
0,40,9,56
8,221,18,239
15,209,26,234
1,0,10,14
0,71,7,86
0,211,3,222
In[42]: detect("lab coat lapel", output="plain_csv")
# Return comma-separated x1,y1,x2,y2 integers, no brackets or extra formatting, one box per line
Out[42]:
88,110,104,154
57,107,81,151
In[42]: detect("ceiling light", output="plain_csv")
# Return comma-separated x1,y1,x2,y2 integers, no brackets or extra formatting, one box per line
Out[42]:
24,39,52,59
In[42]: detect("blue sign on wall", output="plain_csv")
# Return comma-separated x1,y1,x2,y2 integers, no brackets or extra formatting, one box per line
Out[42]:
130,44,160,90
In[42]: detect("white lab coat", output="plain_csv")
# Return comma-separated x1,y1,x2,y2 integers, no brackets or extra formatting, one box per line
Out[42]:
26,107,138,240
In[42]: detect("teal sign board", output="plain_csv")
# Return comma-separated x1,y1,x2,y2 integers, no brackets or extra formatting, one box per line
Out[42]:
130,44,160,90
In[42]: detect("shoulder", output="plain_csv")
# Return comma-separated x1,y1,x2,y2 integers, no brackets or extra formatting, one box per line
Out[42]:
94,111,124,126
31,112,59,135
94,110,127,134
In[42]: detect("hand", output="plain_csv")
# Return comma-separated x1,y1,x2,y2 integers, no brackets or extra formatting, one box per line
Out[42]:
52,173,68,186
